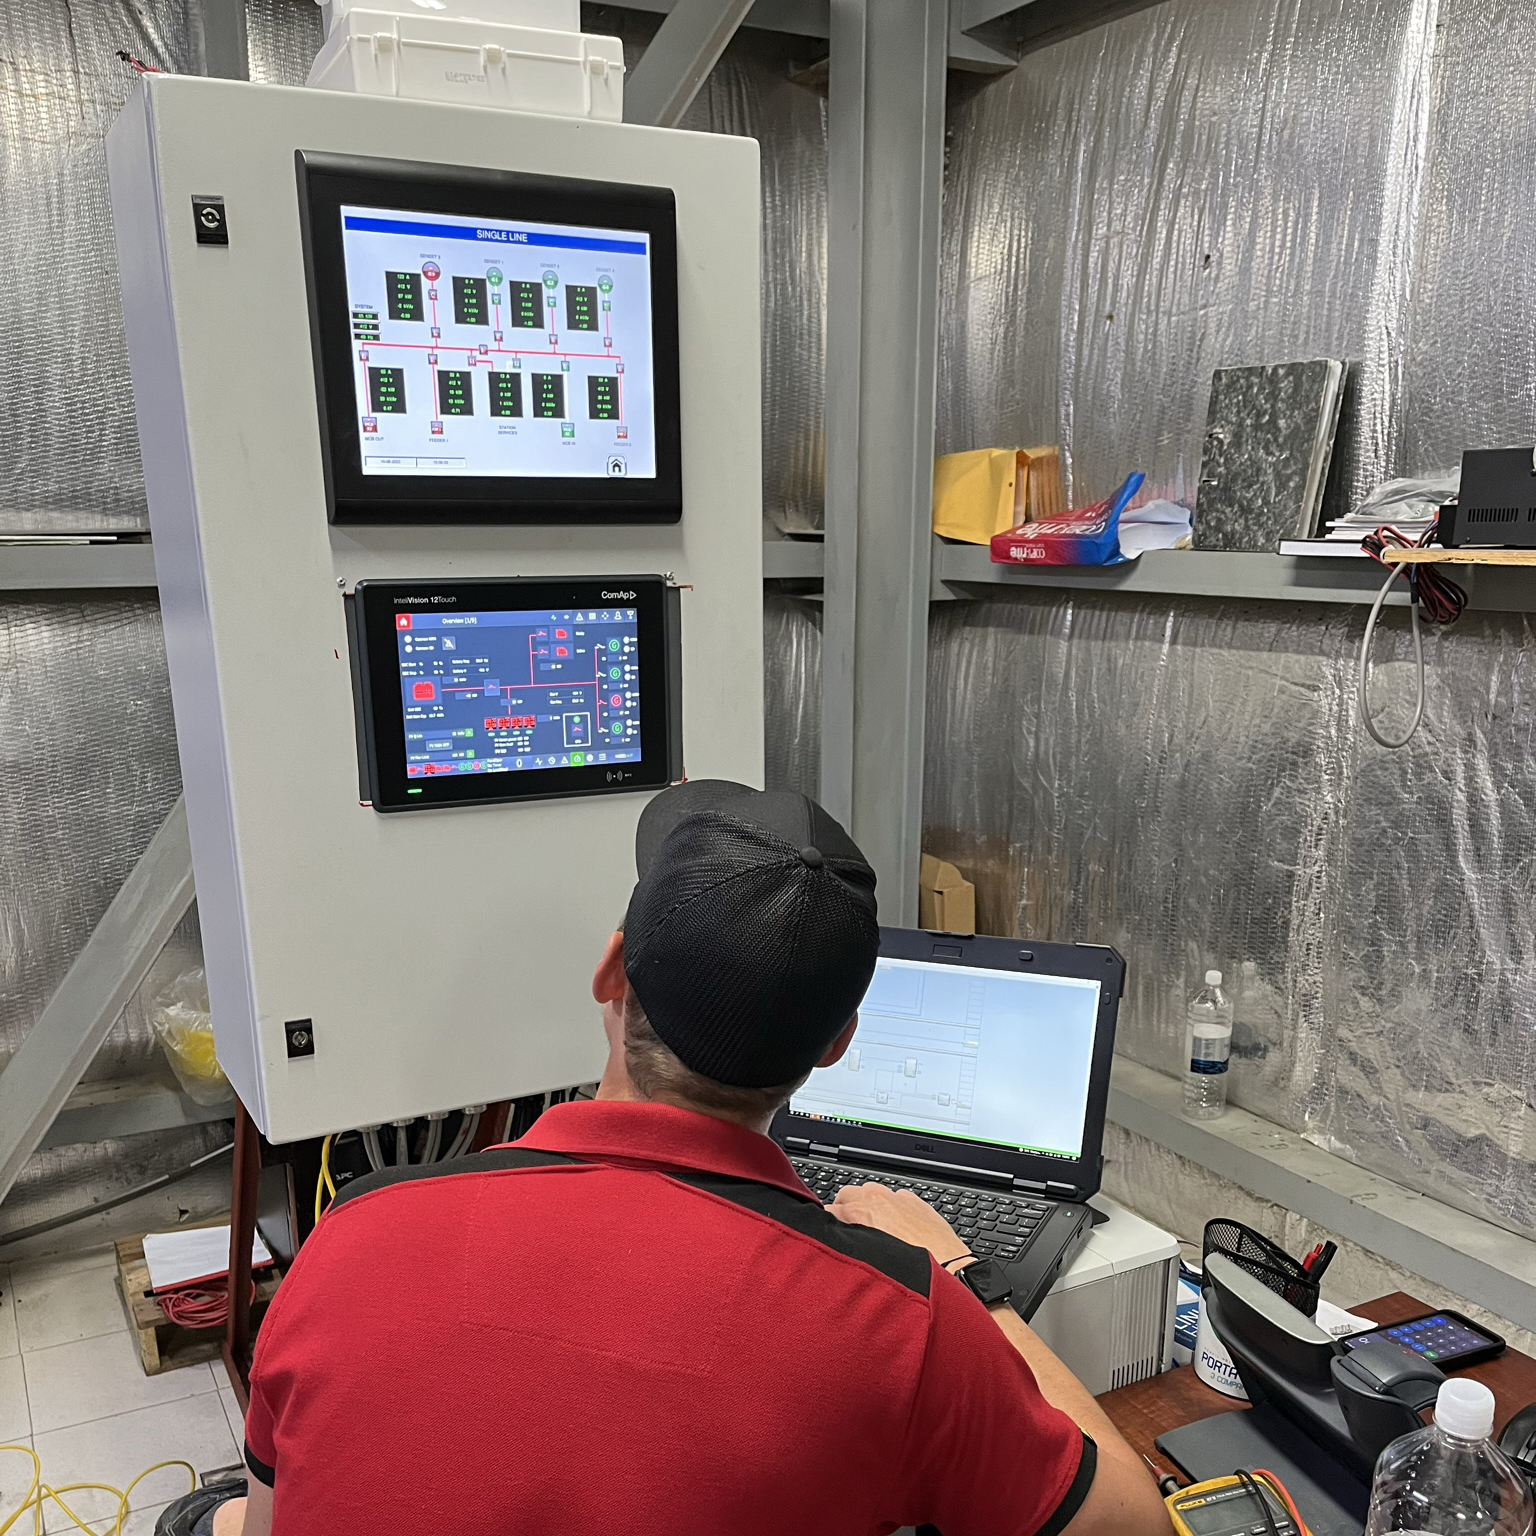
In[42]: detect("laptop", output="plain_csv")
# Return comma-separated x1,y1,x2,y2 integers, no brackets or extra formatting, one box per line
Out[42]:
771,927,1125,1320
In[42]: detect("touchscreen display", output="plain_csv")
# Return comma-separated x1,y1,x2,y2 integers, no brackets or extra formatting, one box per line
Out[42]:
396,604,641,780
339,204,656,481
1342,1314,1493,1362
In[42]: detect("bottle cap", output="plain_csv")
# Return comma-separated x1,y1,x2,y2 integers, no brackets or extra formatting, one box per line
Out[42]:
1435,1378,1494,1440
1205,969,1222,986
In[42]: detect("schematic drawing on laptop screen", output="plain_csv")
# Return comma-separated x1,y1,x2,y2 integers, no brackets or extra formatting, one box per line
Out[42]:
789,957,1102,1162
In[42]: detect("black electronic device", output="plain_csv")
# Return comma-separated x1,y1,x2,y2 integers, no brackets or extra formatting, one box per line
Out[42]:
350,575,681,812
298,151,681,525
1498,1401,1536,1475
1341,1310,1505,1369
954,1257,1013,1310
1439,448,1536,548
774,929,1124,1319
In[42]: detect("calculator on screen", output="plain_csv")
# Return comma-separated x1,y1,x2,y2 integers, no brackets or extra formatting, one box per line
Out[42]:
1342,1309,1505,1367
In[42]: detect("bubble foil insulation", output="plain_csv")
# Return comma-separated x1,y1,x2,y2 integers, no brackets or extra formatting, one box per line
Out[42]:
923,591,1536,1243
0,0,203,530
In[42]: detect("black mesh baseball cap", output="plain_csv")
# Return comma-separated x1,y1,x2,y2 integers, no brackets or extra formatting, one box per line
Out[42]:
622,780,880,1088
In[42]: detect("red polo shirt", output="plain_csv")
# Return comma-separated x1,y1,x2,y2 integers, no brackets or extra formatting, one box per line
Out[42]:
244,1100,1093,1535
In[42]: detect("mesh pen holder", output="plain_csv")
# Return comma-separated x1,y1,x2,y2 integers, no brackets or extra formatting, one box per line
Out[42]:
1202,1218,1320,1317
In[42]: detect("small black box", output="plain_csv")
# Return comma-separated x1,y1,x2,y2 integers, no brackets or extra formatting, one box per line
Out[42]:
1441,447,1536,547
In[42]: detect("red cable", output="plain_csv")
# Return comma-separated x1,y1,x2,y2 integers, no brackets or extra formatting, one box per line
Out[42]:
156,1280,255,1330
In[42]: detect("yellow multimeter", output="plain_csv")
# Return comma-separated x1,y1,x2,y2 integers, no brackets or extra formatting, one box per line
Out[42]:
1165,1472,1311,1536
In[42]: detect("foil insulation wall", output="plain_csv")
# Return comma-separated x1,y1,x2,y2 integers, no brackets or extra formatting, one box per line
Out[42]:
763,596,821,796
923,592,1536,1243
0,600,192,1080
941,0,1465,519
0,0,203,530
245,0,321,84
590,7,828,532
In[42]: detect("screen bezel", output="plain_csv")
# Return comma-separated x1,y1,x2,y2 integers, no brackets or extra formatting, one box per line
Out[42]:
298,151,682,525
354,576,676,812
772,929,1125,1200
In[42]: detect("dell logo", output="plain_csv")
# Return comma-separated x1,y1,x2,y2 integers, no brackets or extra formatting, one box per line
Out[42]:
915,1142,935,1153
601,590,637,601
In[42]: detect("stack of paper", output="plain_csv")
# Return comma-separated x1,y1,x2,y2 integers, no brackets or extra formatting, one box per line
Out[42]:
143,1225,274,1293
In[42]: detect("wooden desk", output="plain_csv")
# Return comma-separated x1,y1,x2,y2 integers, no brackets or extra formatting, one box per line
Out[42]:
1098,1292,1536,1475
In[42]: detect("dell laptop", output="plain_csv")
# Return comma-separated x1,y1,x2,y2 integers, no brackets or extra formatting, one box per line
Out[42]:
772,928,1125,1320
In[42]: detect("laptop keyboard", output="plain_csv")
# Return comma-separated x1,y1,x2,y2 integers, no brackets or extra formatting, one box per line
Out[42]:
790,1158,1052,1266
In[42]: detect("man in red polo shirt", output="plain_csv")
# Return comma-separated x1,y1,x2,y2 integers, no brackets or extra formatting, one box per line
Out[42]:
187,781,1168,1536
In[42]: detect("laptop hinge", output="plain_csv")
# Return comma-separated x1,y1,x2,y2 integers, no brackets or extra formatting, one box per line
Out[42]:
809,1141,839,1158
1015,1175,1080,1197
840,1145,1013,1187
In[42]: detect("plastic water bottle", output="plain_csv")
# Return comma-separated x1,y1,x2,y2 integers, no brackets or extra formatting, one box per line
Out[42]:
1182,970,1232,1120
1364,1378,1534,1536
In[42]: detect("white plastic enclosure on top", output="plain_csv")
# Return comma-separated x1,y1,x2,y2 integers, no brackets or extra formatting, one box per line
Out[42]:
106,75,763,1141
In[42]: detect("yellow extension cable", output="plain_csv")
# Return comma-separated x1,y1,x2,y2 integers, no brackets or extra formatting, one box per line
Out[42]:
0,1444,196,1536
312,1133,336,1227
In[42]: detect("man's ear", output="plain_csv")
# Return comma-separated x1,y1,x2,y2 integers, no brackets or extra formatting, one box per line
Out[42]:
592,930,627,1005
816,1016,859,1069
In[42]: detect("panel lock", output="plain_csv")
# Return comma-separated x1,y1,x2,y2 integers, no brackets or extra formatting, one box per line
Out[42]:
284,1018,316,1059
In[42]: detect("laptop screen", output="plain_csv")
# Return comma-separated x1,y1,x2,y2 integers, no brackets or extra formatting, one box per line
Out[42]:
788,956,1103,1163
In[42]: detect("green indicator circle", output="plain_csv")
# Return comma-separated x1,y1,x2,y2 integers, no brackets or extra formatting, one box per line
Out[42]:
609,666,621,679
612,723,624,736
486,268,503,285
598,275,614,293
608,639,620,652
543,271,559,289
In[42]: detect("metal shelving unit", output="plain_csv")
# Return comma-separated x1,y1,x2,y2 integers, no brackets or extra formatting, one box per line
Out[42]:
763,539,1536,613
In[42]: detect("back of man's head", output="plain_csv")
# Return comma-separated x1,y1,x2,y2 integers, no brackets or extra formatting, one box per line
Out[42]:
620,781,881,1118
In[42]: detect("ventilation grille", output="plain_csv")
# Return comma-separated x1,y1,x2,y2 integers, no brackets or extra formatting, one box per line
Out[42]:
1108,1259,1176,1391
1467,504,1520,524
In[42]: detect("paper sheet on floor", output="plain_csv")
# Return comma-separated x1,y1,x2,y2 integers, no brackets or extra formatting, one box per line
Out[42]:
143,1226,273,1293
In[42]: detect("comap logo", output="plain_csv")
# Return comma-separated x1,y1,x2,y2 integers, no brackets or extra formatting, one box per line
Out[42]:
445,68,486,84
601,590,637,601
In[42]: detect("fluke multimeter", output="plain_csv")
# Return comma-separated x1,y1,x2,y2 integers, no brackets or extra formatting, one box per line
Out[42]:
1166,1473,1311,1536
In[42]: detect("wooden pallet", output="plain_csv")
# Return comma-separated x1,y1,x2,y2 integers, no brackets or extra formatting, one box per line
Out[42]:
115,1228,282,1377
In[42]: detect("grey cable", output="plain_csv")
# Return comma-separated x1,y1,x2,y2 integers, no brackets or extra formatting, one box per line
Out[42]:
393,1123,410,1167
361,1126,386,1172
445,1109,482,1159
0,1141,234,1251
422,1116,444,1164
1358,562,1425,750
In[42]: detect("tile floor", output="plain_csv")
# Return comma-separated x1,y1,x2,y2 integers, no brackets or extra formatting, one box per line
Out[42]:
0,1246,246,1535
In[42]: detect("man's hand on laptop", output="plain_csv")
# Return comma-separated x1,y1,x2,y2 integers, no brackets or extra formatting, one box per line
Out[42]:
829,1183,971,1266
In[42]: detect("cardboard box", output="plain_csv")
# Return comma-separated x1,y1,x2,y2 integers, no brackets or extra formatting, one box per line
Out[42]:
918,853,976,934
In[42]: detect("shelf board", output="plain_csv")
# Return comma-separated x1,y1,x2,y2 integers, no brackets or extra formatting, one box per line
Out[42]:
934,542,1536,611
0,540,158,592
1382,546,1536,566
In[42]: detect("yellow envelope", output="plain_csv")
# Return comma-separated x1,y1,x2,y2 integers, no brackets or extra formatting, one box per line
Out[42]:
932,446,1065,544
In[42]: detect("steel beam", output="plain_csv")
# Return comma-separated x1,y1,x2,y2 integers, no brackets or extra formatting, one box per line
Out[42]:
607,0,1015,70
624,0,758,127
818,0,946,924
959,0,1165,52
0,799,196,1208
0,542,158,592
199,0,249,81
